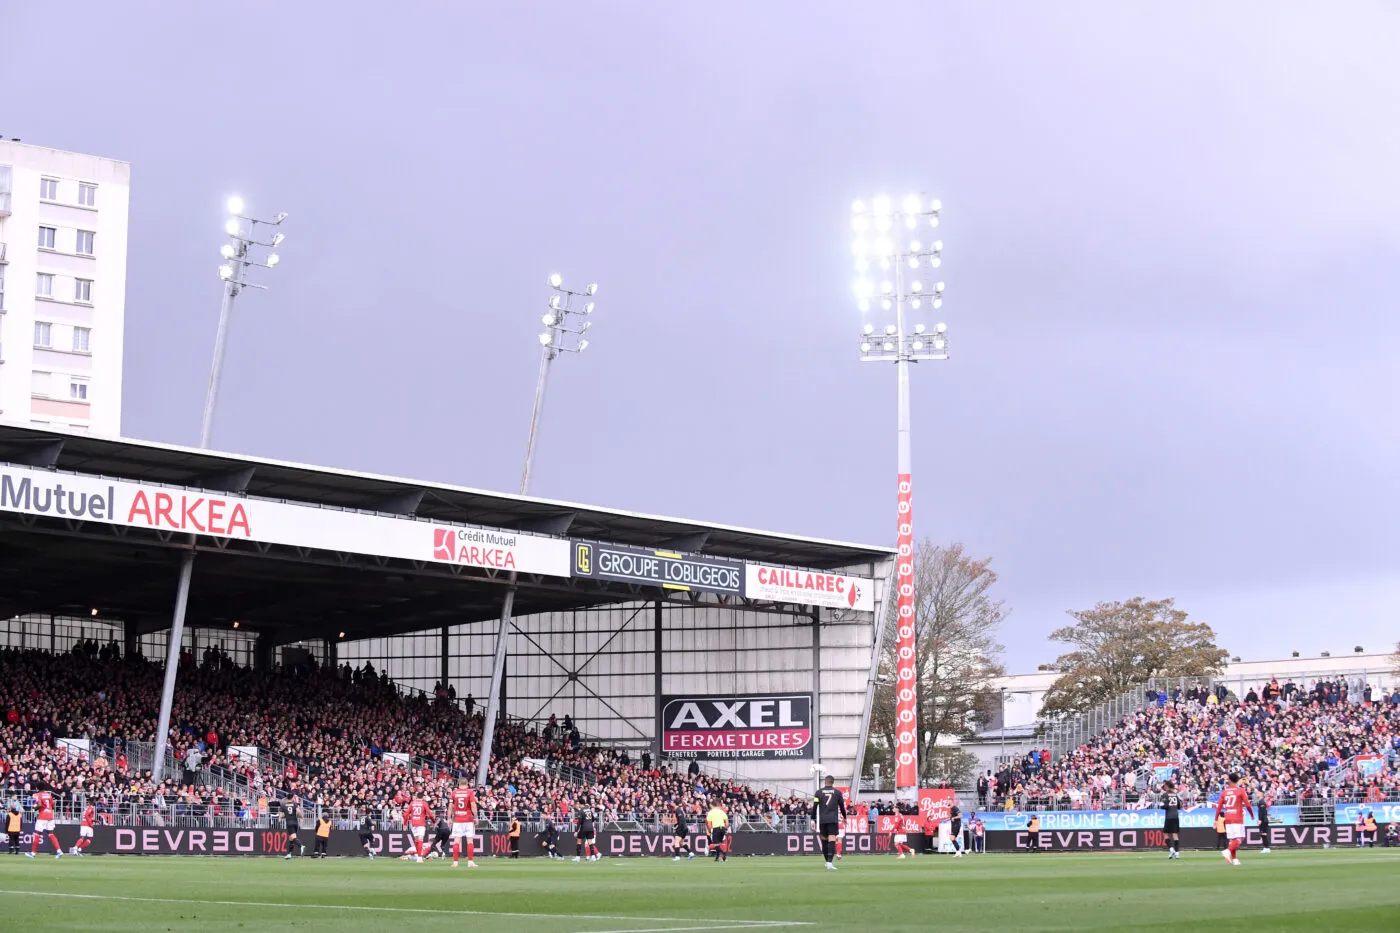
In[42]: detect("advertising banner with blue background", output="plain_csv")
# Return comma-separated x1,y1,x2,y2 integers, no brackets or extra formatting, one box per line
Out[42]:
971,806,1302,832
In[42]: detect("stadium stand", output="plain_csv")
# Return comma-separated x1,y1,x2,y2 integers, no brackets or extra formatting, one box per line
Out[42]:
0,645,812,830
989,678,1400,811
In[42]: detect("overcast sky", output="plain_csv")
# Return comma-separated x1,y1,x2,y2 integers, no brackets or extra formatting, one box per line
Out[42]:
4,1,1398,670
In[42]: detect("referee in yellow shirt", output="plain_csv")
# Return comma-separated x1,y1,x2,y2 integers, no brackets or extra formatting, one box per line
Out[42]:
705,801,729,863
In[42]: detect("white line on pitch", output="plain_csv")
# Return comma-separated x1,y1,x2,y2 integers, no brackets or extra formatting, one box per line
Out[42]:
0,890,811,928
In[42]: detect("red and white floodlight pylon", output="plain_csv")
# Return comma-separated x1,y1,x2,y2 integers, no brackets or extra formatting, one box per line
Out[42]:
851,193,948,802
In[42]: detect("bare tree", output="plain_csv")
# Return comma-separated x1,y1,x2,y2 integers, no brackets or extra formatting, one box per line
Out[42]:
865,541,1006,785
1039,597,1228,720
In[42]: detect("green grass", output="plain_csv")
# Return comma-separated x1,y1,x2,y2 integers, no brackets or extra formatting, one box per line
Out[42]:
3,849,1399,932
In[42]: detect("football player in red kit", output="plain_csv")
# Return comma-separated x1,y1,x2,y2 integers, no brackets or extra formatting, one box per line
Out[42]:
448,777,478,869
405,794,433,863
28,788,62,859
1215,773,1254,866
70,803,96,855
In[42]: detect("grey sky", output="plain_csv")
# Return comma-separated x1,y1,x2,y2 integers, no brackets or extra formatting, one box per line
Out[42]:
5,1,1398,670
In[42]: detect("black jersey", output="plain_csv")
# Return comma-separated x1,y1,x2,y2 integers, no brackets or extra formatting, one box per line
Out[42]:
577,816,596,837
1162,792,1181,820
674,810,690,834
284,807,299,832
1257,800,1270,825
811,786,847,824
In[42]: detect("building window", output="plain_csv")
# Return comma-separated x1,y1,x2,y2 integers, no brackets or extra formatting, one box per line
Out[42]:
78,183,97,207
36,273,54,297
74,278,93,303
76,230,95,255
38,226,56,249
34,322,52,347
70,381,89,401
73,327,91,353
40,178,58,200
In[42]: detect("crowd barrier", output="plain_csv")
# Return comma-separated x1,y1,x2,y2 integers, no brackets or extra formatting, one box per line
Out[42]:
8,822,1392,857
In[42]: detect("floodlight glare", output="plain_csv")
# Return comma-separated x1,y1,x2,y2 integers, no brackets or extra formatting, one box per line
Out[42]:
226,196,245,215
933,298,943,309
903,194,921,214
908,257,919,268
863,323,875,335
915,323,926,334
911,298,922,309
881,299,893,311
936,322,947,333
911,281,923,293
855,258,870,272
852,199,867,214
931,257,942,268
905,215,918,229
933,339,946,350
880,280,893,295
883,341,895,351
875,236,894,256
220,244,235,259
909,240,922,252
912,340,924,351
860,342,871,353
929,199,943,212
929,216,940,228
583,301,595,313
586,283,598,296
885,324,897,335
858,299,871,312
879,257,891,271
218,264,233,280
265,253,279,267
853,215,870,233
542,313,557,326
548,273,563,288
935,281,946,293
539,332,553,346
875,214,892,232
225,219,241,236
933,240,944,252
872,194,892,215
854,278,874,298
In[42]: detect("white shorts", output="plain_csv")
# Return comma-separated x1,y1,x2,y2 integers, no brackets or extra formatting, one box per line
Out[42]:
80,825,94,839
894,833,908,844
451,822,474,840
411,825,426,840
1226,823,1245,841
35,819,54,833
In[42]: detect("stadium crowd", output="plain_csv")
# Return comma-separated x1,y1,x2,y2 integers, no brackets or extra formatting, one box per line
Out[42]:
988,678,1400,810
0,644,811,826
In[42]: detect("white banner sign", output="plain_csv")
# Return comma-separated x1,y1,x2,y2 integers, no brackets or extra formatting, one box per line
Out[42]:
227,746,259,767
744,563,874,612
0,464,571,577
57,738,91,761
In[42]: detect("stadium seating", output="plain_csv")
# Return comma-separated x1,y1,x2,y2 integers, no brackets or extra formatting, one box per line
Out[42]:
0,645,809,826
989,679,1400,810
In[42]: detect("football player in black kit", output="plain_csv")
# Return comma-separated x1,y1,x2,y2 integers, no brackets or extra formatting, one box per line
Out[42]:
672,807,695,862
574,811,599,862
1161,781,1182,860
538,819,562,859
811,776,847,872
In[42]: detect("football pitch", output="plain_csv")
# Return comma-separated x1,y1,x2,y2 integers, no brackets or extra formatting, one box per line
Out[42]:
3,849,1398,932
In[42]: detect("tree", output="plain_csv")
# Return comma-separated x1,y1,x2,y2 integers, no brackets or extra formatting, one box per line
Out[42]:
865,542,1006,786
1038,597,1228,720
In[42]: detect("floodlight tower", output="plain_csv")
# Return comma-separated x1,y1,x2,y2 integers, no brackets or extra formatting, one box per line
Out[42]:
152,196,286,783
850,193,948,803
476,273,598,790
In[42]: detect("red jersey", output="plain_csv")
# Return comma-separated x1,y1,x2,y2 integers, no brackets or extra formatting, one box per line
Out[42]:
35,791,54,820
1214,785,1253,825
450,788,476,821
82,805,96,827
406,799,431,826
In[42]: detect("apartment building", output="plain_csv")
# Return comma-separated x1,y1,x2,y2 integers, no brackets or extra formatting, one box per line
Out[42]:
0,139,129,435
